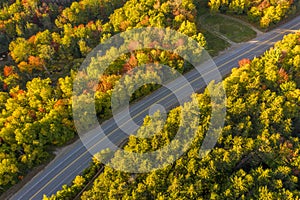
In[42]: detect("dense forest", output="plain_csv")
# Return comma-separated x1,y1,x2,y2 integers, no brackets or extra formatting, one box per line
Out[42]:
46,31,300,200
208,0,300,28
0,0,206,194
0,0,299,198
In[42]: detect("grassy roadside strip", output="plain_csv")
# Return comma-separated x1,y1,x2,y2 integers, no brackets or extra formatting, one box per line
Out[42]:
201,29,231,57
202,14,257,43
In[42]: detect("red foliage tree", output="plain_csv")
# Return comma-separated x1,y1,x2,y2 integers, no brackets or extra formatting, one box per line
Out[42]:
3,66,13,77
278,68,289,83
238,58,251,67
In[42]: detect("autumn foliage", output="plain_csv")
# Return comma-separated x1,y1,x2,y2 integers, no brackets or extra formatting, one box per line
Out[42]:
238,58,251,67
3,66,13,77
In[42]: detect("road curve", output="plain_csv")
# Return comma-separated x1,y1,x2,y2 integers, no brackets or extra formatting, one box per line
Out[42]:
11,15,300,200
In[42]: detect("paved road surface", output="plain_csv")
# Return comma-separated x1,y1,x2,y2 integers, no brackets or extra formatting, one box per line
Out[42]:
11,15,300,200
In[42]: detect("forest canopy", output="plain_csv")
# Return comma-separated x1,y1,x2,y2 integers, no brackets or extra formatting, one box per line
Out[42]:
208,0,300,28
64,31,300,200
0,0,299,198
0,0,206,193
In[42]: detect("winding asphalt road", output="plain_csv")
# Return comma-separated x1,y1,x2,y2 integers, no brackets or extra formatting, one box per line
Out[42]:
11,15,300,200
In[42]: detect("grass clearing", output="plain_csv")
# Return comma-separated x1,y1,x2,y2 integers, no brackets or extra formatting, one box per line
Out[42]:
204,15,257,43
202,29,230,57
196,3,231,57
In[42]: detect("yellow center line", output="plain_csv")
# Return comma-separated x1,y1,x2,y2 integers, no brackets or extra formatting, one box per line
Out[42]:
29,22,300,199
